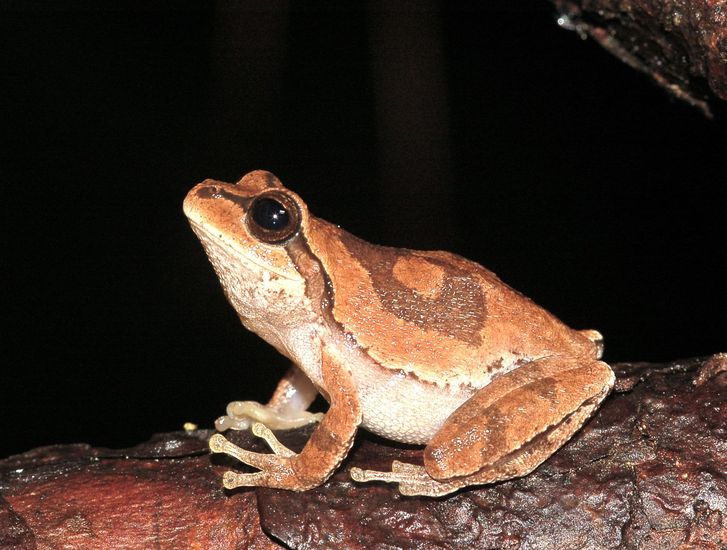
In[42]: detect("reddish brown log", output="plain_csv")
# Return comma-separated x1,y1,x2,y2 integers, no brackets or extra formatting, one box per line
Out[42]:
551,0,727,116
0,434,276,549
1,355,725,549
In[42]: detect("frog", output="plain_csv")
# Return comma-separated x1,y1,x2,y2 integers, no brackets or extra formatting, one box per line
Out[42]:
183,170,615,497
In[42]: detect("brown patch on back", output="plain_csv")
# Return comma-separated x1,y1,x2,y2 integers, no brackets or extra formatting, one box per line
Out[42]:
301,215,596,387
338,230,486,347
392,256,445,297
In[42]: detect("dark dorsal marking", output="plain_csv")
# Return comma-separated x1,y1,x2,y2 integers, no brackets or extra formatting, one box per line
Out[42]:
338,232,485,346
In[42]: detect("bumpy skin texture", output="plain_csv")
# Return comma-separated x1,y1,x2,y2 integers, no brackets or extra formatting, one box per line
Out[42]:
183,170,614,495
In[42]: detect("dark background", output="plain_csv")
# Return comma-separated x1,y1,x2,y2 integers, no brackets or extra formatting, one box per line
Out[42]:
2,1,725,459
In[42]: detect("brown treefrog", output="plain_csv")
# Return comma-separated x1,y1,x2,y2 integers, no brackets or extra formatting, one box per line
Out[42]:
183,170,614,497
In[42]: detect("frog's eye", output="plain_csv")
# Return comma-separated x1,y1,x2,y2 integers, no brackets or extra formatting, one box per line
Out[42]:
247,192,301,245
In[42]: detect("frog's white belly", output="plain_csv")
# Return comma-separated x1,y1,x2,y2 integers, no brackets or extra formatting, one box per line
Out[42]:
353,367,476,445
289,324,479,445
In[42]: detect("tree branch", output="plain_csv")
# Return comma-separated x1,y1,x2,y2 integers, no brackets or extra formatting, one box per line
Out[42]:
1,355,725,549
551,0,727,116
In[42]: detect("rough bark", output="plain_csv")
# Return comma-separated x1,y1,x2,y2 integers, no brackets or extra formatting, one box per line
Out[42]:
550,0,727,116
1,355,725,549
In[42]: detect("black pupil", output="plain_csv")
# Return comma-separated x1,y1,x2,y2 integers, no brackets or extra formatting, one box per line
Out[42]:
252,197,290,230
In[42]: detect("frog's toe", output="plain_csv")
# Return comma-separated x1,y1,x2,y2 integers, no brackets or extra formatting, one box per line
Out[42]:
351,460,428,482
209,433,279,470
219,458,299,490
214,413,253,432
350,461,463,497
210,432,301,489
251,422,296,457
222,470,268,489
216,400,324,432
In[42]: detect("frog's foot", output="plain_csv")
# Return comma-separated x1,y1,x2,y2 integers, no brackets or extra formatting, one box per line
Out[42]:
209,422,299,489
215,400,324,432
350,461,464,497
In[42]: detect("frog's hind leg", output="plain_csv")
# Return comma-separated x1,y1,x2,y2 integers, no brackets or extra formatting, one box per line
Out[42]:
351,356,614,497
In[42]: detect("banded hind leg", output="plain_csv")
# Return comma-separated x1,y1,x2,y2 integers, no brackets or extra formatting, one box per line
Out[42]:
351,355,614,496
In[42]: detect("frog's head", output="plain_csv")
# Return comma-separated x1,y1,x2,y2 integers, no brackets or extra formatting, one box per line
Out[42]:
183,170,316,349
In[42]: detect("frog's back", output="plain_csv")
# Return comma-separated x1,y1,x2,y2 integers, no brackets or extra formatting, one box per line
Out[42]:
306,219,596,390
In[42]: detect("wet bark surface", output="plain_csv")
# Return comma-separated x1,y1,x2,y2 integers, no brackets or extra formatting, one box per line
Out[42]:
1,355,725,549
550,0,727,116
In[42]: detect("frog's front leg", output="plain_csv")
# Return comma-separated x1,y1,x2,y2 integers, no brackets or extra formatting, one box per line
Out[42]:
210,351,362,491
215,365,324,432
351,356,614,497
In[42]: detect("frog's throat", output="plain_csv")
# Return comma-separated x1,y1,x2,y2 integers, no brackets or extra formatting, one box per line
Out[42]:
189,220,301,282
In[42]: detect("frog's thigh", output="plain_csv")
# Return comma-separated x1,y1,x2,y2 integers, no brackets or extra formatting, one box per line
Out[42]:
423,357,614,482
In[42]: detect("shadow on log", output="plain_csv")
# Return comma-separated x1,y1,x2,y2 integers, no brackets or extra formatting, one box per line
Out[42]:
1,355,725,549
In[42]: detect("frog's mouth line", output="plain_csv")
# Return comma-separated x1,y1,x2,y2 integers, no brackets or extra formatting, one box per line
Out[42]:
187,220,301,282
